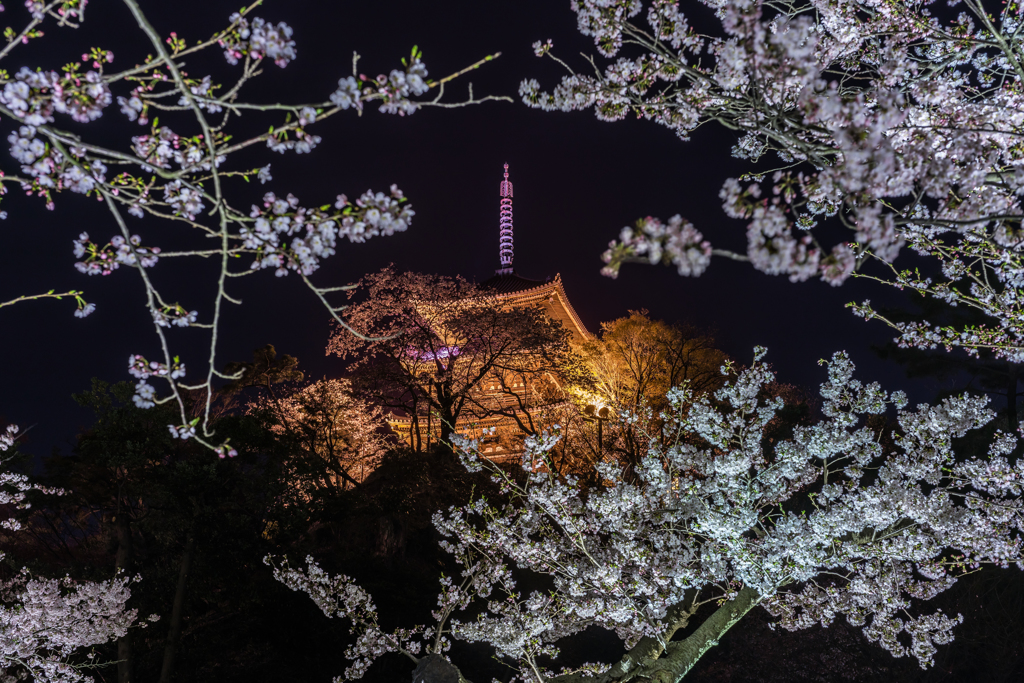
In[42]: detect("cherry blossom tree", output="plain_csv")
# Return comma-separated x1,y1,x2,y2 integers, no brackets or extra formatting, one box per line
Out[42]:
253,377,389,491
0,2,504,678
1,423,150,683
0,0,507,457
272,349,1024,682
221,346,385,489
521,0,1024,362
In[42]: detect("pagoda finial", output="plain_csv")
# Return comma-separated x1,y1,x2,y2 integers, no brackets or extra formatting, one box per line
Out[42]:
498,163,514,271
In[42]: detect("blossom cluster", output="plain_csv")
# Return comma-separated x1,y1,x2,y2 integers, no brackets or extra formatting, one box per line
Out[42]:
0,423,17,452
151,303,198,328
168,421,199,440
176,74,222,113
262,108,322,155
8,124,108,199
162,179,206,220
600,214,710,278
127,354,185,408
0,65,111,126
131,127,225,174
117,91,146,124
219,13,297,68
241,187,413,277
73,231,160,275
329,52,429,116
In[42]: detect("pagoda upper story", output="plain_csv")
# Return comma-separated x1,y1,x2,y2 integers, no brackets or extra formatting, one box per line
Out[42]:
478,164,591,344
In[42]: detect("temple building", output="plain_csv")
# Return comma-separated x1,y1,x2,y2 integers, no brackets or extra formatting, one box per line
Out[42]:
387,165,591,457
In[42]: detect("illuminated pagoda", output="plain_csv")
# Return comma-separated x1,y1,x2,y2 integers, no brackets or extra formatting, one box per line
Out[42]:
387,164,591,457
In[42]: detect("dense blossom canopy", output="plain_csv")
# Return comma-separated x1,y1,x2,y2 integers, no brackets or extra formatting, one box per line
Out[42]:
522,0,1024,362
276,351,1024,682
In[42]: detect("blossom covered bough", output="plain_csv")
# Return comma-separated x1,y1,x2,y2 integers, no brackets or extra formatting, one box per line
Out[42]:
522,0,1024,362
273,350,1024,682
1,424,152,683
0,0,507,456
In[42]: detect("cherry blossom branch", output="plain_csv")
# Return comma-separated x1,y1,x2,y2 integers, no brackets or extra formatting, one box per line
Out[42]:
0,0,507,457
0,288,91,316
525,0,1024,361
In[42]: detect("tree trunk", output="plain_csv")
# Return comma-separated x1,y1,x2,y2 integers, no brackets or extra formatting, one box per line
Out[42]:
1007,364,1018,433
114,512,135,683
427,404,433,450
412,410,422,453
437,398,458,452
158,535,195,683
432,381,458,452
375,515,406,559
411,654,461,683
642,586,761,683
549,599,696,683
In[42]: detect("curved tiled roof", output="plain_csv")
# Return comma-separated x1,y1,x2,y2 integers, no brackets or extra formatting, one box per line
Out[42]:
478,270,549,295
476,270,591,341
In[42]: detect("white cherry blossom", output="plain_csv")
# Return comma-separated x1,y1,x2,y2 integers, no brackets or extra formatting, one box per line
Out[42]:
529,0,1024,360
1,424,142,683
277,350,1024,682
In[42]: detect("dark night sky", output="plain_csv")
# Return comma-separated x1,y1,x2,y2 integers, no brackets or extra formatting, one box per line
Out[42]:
3,0,937,455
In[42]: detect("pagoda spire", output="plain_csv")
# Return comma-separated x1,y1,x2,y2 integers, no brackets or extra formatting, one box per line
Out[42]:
498,163,514,273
